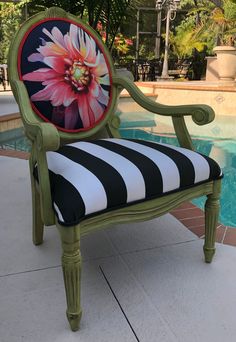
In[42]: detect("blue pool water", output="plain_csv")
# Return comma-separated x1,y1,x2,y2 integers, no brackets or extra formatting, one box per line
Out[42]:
1,127,235,227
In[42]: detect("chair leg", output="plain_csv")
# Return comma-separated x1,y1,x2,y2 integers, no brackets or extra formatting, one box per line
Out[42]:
203,180,221,263
29,158,44,245
57,224,82,331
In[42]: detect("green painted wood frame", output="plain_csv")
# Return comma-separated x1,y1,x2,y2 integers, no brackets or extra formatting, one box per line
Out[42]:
8,7,221,332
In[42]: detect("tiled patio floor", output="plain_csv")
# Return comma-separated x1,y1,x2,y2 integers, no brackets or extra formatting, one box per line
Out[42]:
1,155,236,342
1,89,236,341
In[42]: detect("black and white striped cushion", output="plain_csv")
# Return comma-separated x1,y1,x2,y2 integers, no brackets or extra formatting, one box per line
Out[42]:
46,138,222,226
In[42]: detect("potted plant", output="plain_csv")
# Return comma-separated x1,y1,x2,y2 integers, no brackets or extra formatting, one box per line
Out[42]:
211,3,236,83
198,0,236,83
177,0,236,83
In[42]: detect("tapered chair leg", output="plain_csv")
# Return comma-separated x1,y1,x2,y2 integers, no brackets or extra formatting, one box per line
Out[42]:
29,158,44,245
204,180,221,263
57,224,82,331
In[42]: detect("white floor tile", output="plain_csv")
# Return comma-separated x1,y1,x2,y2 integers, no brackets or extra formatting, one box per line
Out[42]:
0,263,137,342
0,158,117,275
99,256,178,342
105,214,197,254
121,240,236,342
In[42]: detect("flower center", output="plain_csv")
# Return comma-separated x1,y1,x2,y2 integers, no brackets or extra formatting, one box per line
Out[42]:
65,61,91,91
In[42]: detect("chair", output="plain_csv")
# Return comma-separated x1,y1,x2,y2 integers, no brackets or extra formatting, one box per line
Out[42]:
8,7,222,331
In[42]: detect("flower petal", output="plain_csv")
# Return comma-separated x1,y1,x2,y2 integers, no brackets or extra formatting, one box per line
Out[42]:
69,25,82,57
52,105,65,126
50,82,76,106
30,81,66,104
64,33,80,60
51,27,65,47
97,86,109,106
97,74,110,86
42,27,67,51
63,86,77,107
43,56,66,74
89,79,100,97
89,96,104,121
64,101,79,129
22,68,61,82
28,53,44,62
78,29,99,66
77,94,91,128
91,54,109,76
38,42,68,57
31,84,55,102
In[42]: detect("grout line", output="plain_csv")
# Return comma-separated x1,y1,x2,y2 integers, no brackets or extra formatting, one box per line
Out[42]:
101,236,179,341
82,238,198,264
179,215,204,221
99,265,140,342
0,264,61,278
222,226,228,244
116,239,198,256
171,207,200,212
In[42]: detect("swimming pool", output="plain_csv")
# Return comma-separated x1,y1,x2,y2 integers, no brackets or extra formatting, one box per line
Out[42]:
0,127,235,227
0,127,30,151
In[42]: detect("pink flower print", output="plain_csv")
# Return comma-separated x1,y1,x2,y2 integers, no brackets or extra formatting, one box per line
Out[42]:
22,24,110,130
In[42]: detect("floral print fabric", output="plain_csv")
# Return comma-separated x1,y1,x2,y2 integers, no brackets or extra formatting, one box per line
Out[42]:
20,19,111,131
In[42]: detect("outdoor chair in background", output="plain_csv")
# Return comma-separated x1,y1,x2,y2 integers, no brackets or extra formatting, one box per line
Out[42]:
0,67,6,91
8,7,222,331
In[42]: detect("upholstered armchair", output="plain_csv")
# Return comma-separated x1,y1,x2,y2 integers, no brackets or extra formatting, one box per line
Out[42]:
8,7,222,331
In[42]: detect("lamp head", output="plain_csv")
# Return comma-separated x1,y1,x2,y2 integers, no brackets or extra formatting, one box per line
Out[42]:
156,0,163,9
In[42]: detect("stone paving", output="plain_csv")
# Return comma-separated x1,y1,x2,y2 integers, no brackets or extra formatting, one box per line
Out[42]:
1,156,236,342
1,87,236,341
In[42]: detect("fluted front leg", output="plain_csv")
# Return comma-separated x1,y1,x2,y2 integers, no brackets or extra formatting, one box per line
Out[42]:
204,180,221,263
57,224,82,331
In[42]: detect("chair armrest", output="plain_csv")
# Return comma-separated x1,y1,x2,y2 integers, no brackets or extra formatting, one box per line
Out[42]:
12,80,60,225
113,76,215,126
11,80,60,151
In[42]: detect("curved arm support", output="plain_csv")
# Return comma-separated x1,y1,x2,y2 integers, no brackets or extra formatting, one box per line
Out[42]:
172,116,194,150
12,80,59,225
11,80,60,151
113,76,215,126
32,144,55,225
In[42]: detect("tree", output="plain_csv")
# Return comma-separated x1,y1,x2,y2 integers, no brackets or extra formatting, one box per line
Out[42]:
26,0,136,51
194,0,236,48
0,1,26,64
174,0,236,56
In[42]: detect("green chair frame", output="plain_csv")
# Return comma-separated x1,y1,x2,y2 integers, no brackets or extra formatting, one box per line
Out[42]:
8,7,221,331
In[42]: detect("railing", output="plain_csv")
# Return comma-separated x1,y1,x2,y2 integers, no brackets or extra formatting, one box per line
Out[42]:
117,57,206,82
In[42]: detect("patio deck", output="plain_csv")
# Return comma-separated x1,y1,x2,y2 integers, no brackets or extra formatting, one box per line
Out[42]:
1,86,236,341
1,156,236,342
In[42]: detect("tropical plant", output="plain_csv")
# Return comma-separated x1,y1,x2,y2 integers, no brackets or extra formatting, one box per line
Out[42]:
26,0,136,52
0,1,26,63
168,16,206,59
181,0,236,50
96,21,133,59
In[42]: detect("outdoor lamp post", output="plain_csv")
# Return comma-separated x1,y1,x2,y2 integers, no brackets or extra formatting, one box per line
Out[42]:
156,0,180,79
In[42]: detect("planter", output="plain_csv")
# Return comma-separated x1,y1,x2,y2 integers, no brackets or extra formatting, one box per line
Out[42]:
213,46,236,85
205,56,218,81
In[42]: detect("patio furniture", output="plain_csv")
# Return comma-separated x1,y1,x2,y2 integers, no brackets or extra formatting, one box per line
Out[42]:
8,7,222,331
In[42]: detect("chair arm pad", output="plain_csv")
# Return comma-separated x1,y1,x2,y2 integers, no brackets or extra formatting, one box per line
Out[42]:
36,123,60,151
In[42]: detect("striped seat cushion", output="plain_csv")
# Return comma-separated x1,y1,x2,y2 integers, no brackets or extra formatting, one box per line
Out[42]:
46,138,222,226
